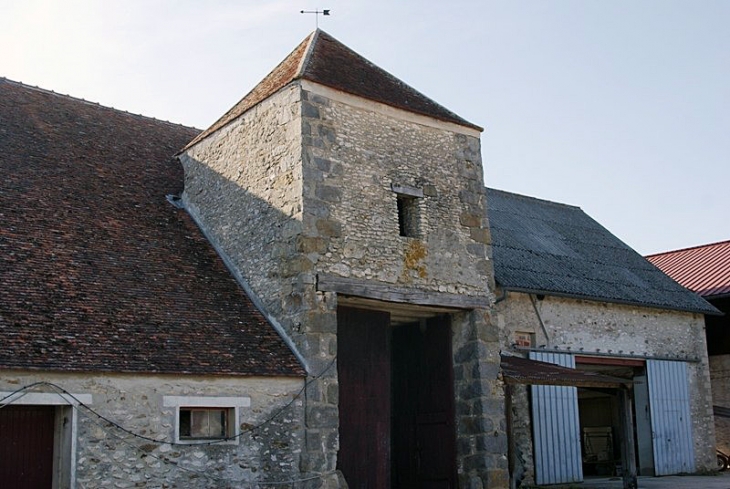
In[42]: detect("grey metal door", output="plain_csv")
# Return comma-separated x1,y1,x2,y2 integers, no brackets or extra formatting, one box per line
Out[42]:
647,360,695,475
530,351,583,485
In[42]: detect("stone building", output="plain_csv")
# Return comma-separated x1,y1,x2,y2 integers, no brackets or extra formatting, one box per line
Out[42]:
647,241,730,461
178,30,506,488
1,30,508,488
487,188,719,487
1,28,719,489
0,77,306,488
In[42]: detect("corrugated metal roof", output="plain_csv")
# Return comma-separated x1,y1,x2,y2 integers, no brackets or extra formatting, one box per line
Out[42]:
486,188,719,315
646,240,730,298
501,355,632,388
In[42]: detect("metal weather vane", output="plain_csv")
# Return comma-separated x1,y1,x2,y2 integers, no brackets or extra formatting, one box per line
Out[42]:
300,8,330,29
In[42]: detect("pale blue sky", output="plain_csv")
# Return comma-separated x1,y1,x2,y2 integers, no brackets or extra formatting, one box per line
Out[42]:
2,1,727,254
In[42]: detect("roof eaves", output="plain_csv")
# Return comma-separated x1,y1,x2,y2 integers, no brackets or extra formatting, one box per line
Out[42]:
497,284,722,316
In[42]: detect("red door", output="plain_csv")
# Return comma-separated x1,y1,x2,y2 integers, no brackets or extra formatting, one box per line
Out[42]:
337,306,391,489
0,405,56,489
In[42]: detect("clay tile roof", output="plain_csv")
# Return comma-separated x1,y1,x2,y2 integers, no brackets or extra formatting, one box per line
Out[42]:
486,188,719,315
0,78,304,377
646,240,730,298
185,29,480,149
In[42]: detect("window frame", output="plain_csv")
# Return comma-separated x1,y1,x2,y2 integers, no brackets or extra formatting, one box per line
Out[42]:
163,395,250,445
391,183,424,238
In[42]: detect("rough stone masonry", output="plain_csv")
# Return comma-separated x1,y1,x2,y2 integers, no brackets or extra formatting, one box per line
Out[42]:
180,80,508,487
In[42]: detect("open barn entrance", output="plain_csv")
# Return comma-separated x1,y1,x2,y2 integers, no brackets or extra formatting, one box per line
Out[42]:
575,357,654,478
337,305,457,489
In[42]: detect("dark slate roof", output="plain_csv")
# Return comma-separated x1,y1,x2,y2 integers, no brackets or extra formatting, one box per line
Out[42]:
186,29,480,149
486,188,719,315
0,78,304,377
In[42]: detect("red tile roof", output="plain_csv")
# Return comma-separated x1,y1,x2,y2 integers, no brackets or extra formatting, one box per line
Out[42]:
0,78,304,377
186,30,481,149
646,240,730,298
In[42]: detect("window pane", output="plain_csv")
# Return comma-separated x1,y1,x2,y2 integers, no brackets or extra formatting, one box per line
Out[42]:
180,408,228,439
180,410,191,437
209,410,224,437
191,410,208,437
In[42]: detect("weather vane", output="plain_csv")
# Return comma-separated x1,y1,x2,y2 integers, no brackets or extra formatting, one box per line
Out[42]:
300,8,330,29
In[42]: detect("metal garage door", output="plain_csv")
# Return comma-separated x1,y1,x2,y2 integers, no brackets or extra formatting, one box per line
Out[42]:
647,359,695,475
530,351,583,485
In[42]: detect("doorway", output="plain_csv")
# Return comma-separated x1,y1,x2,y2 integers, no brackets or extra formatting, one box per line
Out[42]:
337,306,457,489
0,405,55,489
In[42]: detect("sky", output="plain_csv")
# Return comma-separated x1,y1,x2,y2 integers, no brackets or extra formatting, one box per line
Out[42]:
1,0,728,255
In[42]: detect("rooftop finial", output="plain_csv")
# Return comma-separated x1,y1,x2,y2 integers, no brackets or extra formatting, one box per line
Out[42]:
300,8,330,29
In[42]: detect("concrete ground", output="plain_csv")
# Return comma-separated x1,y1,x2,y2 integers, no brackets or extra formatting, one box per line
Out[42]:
575,472,730,488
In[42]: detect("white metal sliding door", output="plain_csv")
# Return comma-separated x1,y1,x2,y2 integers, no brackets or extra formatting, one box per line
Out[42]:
647,360,695,475
530,351,583,485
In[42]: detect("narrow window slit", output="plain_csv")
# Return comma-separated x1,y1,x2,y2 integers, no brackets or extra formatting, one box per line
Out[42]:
397,195,419,238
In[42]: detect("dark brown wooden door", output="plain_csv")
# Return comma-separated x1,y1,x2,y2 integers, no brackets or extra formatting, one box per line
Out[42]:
392,316,457,489
0,405,55,489
337,306,391,489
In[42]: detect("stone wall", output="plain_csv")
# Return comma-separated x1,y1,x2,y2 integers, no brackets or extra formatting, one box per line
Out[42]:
299,82,492,295
180,83,341,484
180,80,507,487
0,370,304,488
496,291,716,482
180,83,304,327
452,309,509,488
710,355,730,455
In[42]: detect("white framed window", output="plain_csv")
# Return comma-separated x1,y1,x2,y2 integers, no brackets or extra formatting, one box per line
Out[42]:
179,407,231,440
163,395,250,445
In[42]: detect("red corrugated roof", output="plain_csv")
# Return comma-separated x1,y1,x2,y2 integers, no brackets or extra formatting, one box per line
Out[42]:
646,240,730,298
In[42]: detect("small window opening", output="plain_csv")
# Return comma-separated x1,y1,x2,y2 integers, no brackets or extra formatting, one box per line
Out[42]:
179,408,230,440
397,195,419,238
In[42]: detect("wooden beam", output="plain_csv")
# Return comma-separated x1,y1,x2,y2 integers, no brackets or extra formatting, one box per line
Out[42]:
618,387,638,489
575,356,645,367
317,274,490,309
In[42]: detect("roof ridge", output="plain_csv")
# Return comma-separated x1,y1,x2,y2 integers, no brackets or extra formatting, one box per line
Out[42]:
297,30,481,131
295,29,321,79
0,77,199,132
486,186,582,211
646,239,730,258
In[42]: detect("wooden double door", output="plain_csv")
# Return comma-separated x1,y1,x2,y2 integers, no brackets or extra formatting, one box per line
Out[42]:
337,306,457,489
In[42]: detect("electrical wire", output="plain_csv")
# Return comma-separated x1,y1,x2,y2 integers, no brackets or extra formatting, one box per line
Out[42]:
0,357,339,486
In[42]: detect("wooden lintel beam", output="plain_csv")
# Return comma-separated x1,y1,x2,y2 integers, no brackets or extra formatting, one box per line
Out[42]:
502,378,625,389
317,274,490,309
575,356,645,367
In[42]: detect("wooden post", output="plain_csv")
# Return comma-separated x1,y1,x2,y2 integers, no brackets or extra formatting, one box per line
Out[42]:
505,384,516,489
618,387,638,489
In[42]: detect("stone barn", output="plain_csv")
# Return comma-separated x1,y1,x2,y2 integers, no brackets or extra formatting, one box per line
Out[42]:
487,188,718,487
0,76,306,488
2,27,718,489
647,241,730,463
